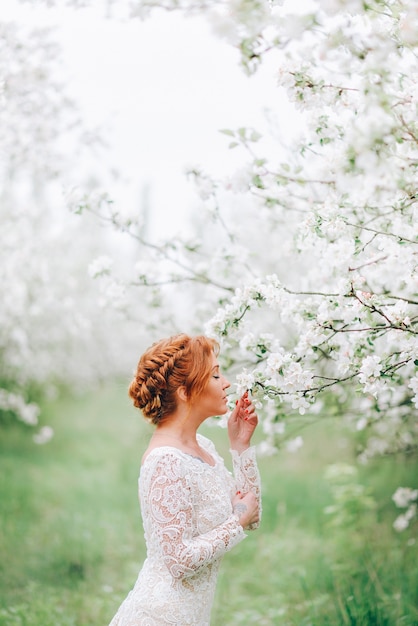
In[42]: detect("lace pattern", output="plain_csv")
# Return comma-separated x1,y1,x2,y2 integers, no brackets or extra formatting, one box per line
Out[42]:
108,434,261,626
231,446,262,530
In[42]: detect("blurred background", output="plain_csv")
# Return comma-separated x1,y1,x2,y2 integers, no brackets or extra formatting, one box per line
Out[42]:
0,1,417,624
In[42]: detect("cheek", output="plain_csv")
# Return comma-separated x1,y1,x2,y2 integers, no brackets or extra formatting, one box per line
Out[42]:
208,381,222,399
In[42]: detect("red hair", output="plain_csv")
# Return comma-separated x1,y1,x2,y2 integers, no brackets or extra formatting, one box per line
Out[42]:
128,334,219,424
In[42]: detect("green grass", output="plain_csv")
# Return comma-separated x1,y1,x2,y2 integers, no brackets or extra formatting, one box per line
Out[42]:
0,383,417,625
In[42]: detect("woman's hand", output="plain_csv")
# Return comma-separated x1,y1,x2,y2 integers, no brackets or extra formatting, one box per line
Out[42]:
228,391,258,453
232,491,259,529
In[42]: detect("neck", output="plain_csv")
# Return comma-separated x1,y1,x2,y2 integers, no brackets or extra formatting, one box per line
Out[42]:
151,421,214,466
154,422,198,445
154,402,206,441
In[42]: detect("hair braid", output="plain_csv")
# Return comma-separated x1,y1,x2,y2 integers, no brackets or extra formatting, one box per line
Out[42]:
129,334,218,425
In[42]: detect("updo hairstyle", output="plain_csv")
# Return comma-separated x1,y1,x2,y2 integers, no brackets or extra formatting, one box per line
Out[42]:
129,333,219,424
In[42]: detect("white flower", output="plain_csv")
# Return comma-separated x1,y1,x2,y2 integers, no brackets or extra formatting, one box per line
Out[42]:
392,487,418,509
19,402,40,426
393,514,409,532
409,374,418,409
235,369,255,395
394,503,418,532
33,425,54,445
133,260,156,280
225,166,253,193
257,440,279,457
88,256,113,279
286,436,303,453
295,325,327,356
399,7,418,45
193,173,216,200
282,362,313,392
266,351,286,373
324,464,358,482
260,276,285,310
356,417,368,431
358,356,382,385
262,419,285,436
290,394,311,415
239,332,256,352
101,280,127,310
406,503,417,521
0,390,40,425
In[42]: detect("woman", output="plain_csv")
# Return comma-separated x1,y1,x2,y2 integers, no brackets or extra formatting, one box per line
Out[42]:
109,333,261,626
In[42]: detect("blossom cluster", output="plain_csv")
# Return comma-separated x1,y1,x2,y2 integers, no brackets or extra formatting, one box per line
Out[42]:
392,487,418,532
189,1,417,471
38,0,417,507
0,18,138,439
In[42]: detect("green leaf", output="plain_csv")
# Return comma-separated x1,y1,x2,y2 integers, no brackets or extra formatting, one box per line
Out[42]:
250,130,262,142
252,174,264,189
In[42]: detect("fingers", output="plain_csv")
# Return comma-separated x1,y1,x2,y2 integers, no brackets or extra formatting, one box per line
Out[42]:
242,403,257,422
241,491,257,505
233,491,259,527
235,391,257,422
232,491,243,506
234,393,247,413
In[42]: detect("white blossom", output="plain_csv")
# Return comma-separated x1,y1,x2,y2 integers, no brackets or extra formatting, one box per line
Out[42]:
393,503,417,532
409,374,418,409
290,394,311,415
0,390,40,425
224,166,253,193
257,440,279,457
281,362,313,393
235,369,256,395
88,256,114,279
393,513,410,533
8,0,417,483
358,356,382,386
286,436,304,453
356,417,368,431
33,426,54,445
324,463,358,482
392,487,418,509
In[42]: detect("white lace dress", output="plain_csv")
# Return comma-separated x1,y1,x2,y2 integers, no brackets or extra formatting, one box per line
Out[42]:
108,434,261,626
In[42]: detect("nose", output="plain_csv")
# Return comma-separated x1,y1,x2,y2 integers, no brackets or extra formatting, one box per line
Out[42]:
222,376,230,390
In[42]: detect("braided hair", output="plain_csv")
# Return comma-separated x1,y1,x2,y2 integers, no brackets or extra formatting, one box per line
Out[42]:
129,334,219,424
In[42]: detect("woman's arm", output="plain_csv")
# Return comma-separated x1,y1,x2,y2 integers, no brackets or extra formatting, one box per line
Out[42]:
228,392,262,529
231,447,262,529
146,454,246,580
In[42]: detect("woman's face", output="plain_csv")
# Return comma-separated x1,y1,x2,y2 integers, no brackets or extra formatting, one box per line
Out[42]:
195,353,230,418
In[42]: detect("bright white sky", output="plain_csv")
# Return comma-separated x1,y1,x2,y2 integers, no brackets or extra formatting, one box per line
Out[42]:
2,0,297,236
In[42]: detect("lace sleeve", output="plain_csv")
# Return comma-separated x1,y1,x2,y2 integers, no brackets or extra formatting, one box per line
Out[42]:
230,446,262,530
145,453,246,580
